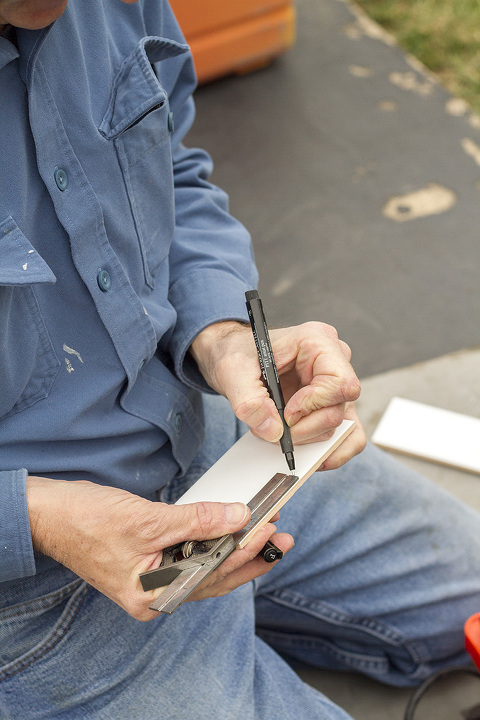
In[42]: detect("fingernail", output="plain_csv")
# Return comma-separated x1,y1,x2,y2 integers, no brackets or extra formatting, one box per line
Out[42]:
286,412,301,427
224,503,249,526
255,417,283,442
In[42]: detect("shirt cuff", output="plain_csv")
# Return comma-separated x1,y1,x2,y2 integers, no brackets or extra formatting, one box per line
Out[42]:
168,269,255,390
0,469,36,582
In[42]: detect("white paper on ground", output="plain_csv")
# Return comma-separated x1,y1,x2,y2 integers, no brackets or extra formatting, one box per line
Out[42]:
372,396,480,474
176,419,356,506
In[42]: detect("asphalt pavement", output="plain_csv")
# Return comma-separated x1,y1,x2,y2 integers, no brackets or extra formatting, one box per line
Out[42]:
186,0,480,379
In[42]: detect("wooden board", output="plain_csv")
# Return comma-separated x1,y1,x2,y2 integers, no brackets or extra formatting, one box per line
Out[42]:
142,420,355,605
372,396,480,474
176,419,355,508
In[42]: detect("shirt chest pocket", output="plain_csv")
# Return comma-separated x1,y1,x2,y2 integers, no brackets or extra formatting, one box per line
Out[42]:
0,217,59,420
99,37,189,290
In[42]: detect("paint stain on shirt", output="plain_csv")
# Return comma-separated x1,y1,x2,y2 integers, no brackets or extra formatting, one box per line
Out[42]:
63,344,84,363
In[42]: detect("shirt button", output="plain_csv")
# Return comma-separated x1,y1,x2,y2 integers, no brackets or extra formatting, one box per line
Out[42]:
175,413,182,434
168,111,174,133
97,268,111,292
54,167,68,191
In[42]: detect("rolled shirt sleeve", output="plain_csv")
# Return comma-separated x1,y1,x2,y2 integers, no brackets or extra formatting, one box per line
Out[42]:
0,469,36,582
155,5,259,385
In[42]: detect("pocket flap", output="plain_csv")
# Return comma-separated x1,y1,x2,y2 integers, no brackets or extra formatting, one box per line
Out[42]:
0,217,56,286
99,36,189,140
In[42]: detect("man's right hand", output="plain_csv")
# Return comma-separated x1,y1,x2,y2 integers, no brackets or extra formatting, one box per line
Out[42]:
26,476,293,621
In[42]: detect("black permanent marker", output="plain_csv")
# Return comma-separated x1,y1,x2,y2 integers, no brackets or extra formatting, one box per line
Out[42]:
245,289,296,473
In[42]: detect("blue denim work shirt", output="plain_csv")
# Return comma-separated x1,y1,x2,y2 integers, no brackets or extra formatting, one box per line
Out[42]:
0,0,258,583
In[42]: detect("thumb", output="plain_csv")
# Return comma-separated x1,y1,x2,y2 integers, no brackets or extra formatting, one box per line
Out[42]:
200,326,284,443
163,501,251,546
228,381,284,443
249,401,285,443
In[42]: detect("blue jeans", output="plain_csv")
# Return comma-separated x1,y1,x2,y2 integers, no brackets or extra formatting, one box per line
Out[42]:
1,395,480,719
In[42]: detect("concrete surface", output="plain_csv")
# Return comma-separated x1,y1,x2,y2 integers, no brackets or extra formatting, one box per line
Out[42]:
183,0,480,717
358,348,480,514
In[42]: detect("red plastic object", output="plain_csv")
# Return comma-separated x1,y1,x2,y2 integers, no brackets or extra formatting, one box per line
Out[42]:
170,0,296,84
465,613,480,670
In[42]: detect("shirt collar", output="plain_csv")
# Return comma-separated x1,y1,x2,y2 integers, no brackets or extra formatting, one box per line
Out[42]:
0,23,56,75
0,35,19,70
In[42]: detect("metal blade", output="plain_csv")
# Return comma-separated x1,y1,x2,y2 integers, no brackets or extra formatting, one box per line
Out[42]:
234,472,299,547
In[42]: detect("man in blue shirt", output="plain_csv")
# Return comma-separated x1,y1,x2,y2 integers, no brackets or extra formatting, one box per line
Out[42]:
1,2,480,718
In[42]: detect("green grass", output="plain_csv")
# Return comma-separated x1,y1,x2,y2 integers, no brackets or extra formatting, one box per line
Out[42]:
354,0,480,114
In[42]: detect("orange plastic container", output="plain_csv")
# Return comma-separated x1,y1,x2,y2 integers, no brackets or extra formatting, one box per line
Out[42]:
465,613,480,670
170,0,296,84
